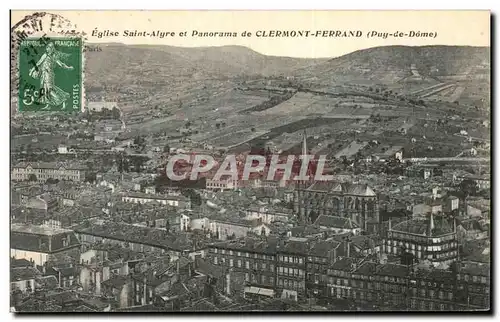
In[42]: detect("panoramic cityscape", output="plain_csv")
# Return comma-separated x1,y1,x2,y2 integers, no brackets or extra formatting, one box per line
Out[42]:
9,11,490,313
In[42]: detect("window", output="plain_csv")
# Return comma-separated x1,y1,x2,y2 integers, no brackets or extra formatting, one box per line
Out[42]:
299,258,303,264
270,264,274,272
279,267,283,274
245,273,249,281
262,263,267,270
229,259,233,267
214,248,218,254
284,256,288,263
237,260,241,267
213,257,218,265
245,261,250,269
221,249,225,254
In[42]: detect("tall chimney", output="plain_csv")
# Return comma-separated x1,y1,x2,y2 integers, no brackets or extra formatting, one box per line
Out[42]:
429,212,435,235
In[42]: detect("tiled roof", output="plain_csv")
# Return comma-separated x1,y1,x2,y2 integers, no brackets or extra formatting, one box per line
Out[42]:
11,224,80,253
102,275,128,289
392,217,454,237
329,257,358,271
11,267,41,282
11,258,32,268
314,215,358,229
35,275,59,290
353,261,378,276
308,240,341,257
211,237,278,255
123,192,188,201
307,182,376,196
75,221,206,252
13,162,86,171
375,263,409,278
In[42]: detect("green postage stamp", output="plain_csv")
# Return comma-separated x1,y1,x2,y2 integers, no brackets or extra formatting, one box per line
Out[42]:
18,37,83,112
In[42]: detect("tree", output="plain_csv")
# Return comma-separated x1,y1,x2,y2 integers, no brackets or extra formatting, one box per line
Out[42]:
459,179,478,199
111,107,121,119
251,127,256,132
28,174,37,182
215,123,220,129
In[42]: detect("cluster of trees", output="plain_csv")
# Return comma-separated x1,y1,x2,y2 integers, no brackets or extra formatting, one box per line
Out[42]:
86,107,121,121
116,154,150,173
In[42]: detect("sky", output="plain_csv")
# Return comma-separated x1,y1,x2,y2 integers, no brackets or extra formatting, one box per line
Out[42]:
11,10,490,58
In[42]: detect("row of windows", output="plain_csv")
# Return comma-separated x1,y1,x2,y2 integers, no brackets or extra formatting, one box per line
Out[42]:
212,256,275,272
245,272,275,285
13,168,81,174
410,299,451,311
278,266,304,277
278,255,304,264
387,233,455,243
278,278,305,290
458,274,488,283
212,248,274,260
386,240,457,250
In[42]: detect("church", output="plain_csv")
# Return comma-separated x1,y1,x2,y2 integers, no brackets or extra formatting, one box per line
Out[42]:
292,131,380,233
293,181,380,233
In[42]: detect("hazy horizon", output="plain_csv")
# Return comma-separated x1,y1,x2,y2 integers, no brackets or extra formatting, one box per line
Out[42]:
87,42,491,60
11,10,490,58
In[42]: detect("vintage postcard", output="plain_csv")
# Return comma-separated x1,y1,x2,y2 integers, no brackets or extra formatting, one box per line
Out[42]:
9,10,490,313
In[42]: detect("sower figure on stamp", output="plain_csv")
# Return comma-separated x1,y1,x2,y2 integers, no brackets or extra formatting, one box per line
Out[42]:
29,42,73,110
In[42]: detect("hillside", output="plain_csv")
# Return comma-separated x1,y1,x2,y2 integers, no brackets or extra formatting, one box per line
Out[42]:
294,45,490,84
85,44,324,86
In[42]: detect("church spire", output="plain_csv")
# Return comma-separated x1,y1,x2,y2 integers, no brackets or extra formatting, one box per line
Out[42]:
429,212,435,236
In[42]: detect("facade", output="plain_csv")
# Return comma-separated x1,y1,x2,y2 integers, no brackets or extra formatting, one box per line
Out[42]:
10,224,81,266
12,162,86,182
305,239,343,299
327,259,490,311
88,101,118,113
294,181,379,233
205,179,238,191
383,214,459,264
207,239,278,298
209,218,272,240
244,205,293,224
276,238,309,301
122,192,191,209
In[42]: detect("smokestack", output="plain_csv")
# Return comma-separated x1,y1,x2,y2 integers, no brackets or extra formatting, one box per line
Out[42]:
388,218,392,231
429,212,435,235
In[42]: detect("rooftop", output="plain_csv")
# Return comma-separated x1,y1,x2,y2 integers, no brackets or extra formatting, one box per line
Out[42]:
13,162,86,171
307,182,376,197
391,216,454,237
11,224,73,236
313,215,358,229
